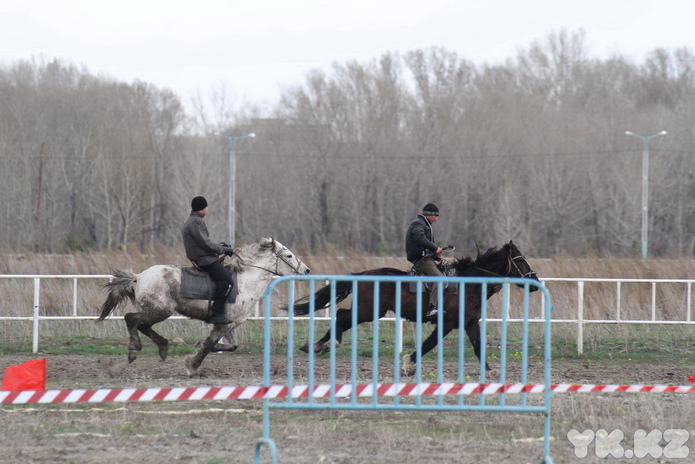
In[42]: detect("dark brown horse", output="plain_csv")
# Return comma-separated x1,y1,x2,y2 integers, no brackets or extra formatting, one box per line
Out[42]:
288,241,539,375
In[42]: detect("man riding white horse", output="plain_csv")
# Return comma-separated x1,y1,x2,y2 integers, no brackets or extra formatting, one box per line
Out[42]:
181,196,235,324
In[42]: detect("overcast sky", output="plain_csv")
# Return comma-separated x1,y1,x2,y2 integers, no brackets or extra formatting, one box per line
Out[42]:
1,0,693,110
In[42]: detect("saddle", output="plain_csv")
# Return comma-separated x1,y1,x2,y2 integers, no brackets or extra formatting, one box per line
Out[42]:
180,265,238,304
407,260,458,294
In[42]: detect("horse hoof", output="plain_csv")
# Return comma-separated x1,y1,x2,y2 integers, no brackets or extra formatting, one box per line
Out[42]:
127,352,137,364
316,344,330,355
299,343,310,353
185,357,198,377
159,346,169,362
400,355,416,376
212,343,238,353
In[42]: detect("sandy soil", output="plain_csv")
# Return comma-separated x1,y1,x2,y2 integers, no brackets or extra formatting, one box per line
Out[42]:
1,351,694,464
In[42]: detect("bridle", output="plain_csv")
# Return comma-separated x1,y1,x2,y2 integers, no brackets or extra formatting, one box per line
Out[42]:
232,243,304,276
475,253,536,279
271,245,305,275
509,254,536,278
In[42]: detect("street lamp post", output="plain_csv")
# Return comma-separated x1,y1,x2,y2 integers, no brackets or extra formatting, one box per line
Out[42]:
624,130,667,260
214,132,256,248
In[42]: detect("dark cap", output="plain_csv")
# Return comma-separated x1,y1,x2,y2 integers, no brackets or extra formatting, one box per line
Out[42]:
191,196,208,211
422,203,439,216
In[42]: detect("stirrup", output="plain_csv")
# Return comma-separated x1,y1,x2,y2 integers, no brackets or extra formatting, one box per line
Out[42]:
208,314,233,325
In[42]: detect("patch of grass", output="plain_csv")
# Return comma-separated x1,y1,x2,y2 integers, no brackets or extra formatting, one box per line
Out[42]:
206,458,228,464
5,313,695,368
548,323,695,362
0,340,34,354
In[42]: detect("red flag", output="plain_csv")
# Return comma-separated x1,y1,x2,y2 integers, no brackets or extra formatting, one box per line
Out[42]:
1,358,46,391
689,375,695,384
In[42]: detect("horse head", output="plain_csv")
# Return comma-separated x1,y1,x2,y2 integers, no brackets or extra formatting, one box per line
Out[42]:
452,241,540,291
258,237,311,275
504,240,540,291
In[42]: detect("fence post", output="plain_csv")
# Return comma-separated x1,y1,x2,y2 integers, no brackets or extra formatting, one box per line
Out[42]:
72,278,79,316
577,281,584,356
688,282,692,323
33,278,40,353
616,281,621,322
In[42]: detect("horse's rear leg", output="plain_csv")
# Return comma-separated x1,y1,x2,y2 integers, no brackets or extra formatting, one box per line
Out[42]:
138,324,169,361
300,308,354,354
125,312,169,363
124,313,143,363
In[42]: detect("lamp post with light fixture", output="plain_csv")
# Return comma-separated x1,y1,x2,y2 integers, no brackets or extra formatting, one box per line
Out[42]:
624,130,667,259
214,132,256,248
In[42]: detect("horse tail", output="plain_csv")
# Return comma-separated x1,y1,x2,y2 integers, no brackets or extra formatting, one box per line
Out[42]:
97,269,137,321
286,274,367,316
284,269,407,315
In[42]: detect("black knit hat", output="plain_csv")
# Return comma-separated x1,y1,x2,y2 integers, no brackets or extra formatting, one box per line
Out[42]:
191,196,208,211
422,203,439,216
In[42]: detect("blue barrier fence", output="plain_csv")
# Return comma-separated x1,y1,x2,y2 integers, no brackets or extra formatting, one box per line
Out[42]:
254,274,554,464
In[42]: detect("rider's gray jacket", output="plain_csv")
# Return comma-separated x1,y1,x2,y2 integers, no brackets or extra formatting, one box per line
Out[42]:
182,211,225,267
405,214,438,263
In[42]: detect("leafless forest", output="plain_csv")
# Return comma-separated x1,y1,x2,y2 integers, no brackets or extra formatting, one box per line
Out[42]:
2,30,694,257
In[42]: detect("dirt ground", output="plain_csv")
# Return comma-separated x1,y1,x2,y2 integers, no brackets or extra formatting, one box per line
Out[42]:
2,351,695,464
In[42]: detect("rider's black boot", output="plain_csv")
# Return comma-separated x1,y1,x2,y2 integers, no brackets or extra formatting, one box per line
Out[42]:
425,304,446,320
207,298,233,325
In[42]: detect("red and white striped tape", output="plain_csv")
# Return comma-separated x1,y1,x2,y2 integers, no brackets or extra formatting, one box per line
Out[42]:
3,382,695,405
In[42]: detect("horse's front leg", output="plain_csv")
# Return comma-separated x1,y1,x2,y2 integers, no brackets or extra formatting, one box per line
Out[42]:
195,326,239,353
401,323,454,376
299,326,333,354
299,308,353,354
185,324,228,377
211,326,239,353
465,320,491,372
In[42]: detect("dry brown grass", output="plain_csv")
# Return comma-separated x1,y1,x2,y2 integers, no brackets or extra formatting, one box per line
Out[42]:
3,247,693,282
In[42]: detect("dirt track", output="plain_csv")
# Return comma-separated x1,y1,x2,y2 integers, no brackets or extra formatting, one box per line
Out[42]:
2,351,694,464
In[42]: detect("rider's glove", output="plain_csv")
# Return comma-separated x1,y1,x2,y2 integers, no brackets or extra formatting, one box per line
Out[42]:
222,246,234,256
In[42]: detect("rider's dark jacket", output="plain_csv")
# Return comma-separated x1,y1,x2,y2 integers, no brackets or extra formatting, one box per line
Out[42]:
182,211,225,267
405,214,438,263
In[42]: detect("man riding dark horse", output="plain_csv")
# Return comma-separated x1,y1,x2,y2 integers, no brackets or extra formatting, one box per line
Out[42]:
181,196,235,324
405,203,449,320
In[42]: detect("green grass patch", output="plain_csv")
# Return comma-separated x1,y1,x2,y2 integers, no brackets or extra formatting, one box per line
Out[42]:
4,317,695,365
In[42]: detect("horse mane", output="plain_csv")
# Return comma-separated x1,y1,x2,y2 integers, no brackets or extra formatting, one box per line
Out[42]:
453,244,509,276
356,267,408,276
228,238,276,272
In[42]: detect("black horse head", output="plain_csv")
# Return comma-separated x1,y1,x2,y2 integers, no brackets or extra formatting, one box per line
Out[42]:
505,241,540,291
453,240,540,292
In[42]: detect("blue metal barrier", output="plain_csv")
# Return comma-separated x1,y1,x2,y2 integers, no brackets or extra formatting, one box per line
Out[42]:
254,274,554,464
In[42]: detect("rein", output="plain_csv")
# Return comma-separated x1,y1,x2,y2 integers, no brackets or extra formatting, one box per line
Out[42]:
232,245,302,276
474,254,535,278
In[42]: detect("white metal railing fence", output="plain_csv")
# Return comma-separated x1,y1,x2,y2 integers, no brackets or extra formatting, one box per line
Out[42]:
1,275,693,355
541,277,695,355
